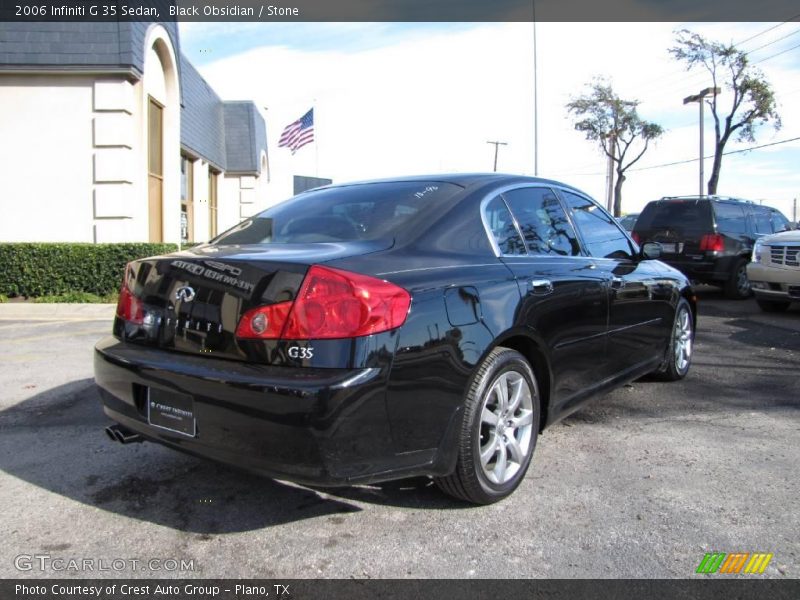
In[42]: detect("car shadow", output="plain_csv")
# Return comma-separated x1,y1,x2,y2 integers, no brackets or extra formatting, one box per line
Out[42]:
0,379,469,532
562,323,798,428
0,379,366,533
694,285,800,320
560,283,800,428
725,316,800,349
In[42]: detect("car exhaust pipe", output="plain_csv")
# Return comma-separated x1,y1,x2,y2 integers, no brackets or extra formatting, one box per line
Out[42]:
105,424,143,444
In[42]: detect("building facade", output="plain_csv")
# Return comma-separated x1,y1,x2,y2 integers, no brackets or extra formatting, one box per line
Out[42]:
0,21,268,244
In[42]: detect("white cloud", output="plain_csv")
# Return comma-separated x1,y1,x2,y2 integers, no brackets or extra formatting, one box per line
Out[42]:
195,22,800,215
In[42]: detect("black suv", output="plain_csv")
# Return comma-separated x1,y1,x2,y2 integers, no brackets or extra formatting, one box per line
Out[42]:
633,196,791,298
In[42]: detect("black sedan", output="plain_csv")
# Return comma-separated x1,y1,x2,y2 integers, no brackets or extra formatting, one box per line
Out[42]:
95,174,695,504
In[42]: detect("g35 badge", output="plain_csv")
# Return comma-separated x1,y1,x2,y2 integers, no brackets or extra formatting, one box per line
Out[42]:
288,346,314,359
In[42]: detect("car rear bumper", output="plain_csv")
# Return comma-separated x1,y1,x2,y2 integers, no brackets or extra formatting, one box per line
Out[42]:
657,257,730,283
660,257,729,281
94,337,447,486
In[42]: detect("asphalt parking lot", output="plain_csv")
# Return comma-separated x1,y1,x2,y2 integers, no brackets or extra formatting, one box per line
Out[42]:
0,289,798,579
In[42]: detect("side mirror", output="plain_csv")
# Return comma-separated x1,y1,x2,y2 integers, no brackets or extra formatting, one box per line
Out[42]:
641,242,662,260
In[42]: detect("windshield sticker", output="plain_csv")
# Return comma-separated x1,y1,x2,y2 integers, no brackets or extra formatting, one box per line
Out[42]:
414,185,439,199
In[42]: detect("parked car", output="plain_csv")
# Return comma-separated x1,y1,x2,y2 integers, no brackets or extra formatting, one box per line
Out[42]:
747,229,800,312
95,174,695,505
618,212,639,231
632,196,791,299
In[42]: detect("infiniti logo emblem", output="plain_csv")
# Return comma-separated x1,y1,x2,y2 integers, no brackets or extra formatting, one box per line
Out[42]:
175,286,196,302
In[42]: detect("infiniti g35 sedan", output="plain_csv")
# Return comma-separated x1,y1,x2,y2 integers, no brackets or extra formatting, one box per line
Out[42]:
95,174,696,504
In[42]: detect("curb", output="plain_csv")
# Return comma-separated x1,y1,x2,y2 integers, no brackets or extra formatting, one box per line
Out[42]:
0,303,116,321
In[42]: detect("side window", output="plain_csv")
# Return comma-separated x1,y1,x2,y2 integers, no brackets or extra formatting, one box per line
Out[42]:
770,210,790,233
560,190,636,260
484,196,526,256
502,187,581,256
753,208,772,234
713,202,747,234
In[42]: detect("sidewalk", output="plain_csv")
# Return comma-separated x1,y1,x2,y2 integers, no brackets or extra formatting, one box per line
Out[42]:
0,303,115,321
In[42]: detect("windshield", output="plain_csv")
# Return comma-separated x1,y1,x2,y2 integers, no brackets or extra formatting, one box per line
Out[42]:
211,181,464,245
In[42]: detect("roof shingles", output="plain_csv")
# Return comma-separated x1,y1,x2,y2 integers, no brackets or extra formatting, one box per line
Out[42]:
0,21,266,175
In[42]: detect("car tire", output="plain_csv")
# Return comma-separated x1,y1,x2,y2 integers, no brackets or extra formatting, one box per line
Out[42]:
434,347,540,505
724,258,752,299
653,298,694,381
756,299,791,312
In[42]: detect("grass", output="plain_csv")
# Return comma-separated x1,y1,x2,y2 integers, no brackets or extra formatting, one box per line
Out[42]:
0,293,7,303
32,291,119,304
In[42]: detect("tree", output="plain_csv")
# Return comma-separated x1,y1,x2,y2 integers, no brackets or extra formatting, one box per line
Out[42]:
566,80,663,217
670,29,781,195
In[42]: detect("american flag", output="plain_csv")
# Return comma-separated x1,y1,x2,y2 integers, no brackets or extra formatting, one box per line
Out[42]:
278,108,314,154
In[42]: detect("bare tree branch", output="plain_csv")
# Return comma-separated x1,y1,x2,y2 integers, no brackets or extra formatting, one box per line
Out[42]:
566,78,663,217
670,29,781,194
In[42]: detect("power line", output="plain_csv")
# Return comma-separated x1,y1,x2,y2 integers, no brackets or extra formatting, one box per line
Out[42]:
553,135,800,177
621,22,800,105
630,135,800,172
744,27,800,57
734,16,800,46
553,26,799,180
628,22,793,97
752,41,800,65
651,38,800,136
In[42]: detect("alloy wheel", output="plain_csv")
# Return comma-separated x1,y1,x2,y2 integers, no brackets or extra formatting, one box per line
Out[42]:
478,371,534,485
673,306,693,373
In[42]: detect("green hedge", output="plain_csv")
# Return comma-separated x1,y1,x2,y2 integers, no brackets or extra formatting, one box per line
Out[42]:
0,243,180,298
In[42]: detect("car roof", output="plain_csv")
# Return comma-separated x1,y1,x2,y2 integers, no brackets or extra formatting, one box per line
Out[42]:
303,173,590,196
651,195,754,204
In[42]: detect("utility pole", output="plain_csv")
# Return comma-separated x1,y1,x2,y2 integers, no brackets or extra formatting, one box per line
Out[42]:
605,152,614,213
487,141,508,172
604,133,616,213
793,197,797,225
683,87,721,197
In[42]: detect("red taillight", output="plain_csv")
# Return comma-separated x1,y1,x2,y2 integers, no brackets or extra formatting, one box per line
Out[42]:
631,232,641,244
235,301,292,339
236,265,411,340
116,267,143,324
699,233,724,252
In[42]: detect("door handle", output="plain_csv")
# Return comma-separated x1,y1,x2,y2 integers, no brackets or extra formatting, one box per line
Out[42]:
528,279,554,295
610,276,626,290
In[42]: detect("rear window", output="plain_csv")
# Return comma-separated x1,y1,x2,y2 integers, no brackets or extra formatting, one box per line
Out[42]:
634,200,713,231
210,181,463,245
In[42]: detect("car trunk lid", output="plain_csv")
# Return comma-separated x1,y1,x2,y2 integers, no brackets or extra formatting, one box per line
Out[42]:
114,241,390,363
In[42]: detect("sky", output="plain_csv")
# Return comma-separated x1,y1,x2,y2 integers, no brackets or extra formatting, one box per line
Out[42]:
178,20,800,218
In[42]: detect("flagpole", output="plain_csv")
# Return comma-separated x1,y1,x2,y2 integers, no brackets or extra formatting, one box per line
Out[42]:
313,100,319,177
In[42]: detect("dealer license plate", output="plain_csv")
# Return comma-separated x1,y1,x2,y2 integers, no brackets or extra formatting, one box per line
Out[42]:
147,388,196,437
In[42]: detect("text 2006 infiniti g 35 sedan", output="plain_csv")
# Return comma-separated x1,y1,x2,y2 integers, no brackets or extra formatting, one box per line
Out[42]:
95,174,695,504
